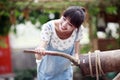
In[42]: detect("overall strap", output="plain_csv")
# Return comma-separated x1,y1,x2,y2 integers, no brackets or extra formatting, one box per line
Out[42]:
74,29,79,42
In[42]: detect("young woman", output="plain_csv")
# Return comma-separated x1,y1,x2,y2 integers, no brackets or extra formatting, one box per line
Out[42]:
35,6,86,80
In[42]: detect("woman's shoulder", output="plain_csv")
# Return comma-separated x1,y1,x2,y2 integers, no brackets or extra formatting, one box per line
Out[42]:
41,20,57,33
42,20,56,28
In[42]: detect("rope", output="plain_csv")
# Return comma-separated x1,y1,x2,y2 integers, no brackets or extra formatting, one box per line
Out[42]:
97,52,105,76
88,52,93,77
88,50,105,80
95,51,99,80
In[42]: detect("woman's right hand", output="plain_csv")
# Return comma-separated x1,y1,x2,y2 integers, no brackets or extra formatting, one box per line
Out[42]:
34,47,46,60
35,47,46,55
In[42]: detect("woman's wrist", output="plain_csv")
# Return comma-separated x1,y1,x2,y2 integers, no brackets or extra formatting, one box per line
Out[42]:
35,54,43,60
74,53,79,59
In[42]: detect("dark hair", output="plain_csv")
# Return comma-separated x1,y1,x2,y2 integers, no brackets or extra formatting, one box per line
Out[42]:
63,6,86,29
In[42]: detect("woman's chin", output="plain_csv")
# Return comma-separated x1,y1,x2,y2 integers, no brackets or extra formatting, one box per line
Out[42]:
60,28,66,32
60,30,64,32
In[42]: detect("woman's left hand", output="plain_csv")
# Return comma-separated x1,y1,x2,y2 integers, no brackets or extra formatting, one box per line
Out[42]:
74,53,79,60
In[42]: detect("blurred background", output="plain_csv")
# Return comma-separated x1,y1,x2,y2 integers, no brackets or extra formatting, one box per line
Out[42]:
0,0,120,80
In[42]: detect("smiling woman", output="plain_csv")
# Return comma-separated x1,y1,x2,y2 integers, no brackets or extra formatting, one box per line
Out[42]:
34,6,86,80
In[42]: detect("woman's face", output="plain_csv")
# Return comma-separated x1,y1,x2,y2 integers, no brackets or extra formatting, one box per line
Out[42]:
58,16,76,32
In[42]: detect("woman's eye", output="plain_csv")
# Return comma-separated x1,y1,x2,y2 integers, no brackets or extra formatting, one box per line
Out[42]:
68,22,73,27
69,24,73,27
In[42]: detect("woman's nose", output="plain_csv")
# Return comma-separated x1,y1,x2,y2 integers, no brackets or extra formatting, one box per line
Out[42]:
63,21,68,27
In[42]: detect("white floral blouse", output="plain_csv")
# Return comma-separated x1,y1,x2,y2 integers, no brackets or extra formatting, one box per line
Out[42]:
40,20,84,51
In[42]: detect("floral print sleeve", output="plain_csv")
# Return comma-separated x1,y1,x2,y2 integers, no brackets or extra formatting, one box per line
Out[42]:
40,23,52,42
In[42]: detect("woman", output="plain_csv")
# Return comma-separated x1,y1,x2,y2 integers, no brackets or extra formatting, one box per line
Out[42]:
35,6,86,80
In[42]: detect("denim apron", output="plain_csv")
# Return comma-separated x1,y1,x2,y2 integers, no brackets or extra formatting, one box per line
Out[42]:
37,23,78,80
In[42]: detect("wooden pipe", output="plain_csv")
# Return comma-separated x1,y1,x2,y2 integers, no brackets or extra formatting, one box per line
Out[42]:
24,50,80,66
24,49,120,77
79,49,120,76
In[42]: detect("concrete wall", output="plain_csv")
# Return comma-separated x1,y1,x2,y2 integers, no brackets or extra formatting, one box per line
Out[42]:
11,48,36,70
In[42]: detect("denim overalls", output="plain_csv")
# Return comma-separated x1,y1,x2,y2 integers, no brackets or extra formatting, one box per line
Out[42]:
37,23,78,80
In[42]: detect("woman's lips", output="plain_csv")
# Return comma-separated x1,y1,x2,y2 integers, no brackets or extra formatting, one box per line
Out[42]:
61,26,66,30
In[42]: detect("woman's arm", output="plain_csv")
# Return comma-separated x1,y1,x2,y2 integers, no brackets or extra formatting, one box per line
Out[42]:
74,25,84,59
74,41,81,60
35,22,52,60
35,40,48,60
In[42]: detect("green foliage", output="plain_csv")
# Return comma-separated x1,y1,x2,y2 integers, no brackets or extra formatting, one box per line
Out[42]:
80,44,91,54
38,13,49,24
86,0,119,17
86,2,100,16
0,0,12,36
14,69,37,80
0,13,11,36
105,6,117,15
29,10,49,25
0,38,8,48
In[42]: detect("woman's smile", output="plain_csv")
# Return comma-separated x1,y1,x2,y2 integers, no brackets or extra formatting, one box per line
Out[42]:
59,23,68,32
61,26,67,30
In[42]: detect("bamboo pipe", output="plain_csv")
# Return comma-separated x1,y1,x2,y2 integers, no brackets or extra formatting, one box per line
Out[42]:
79,49,120,76
24,49,120,76
24,50,80,66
